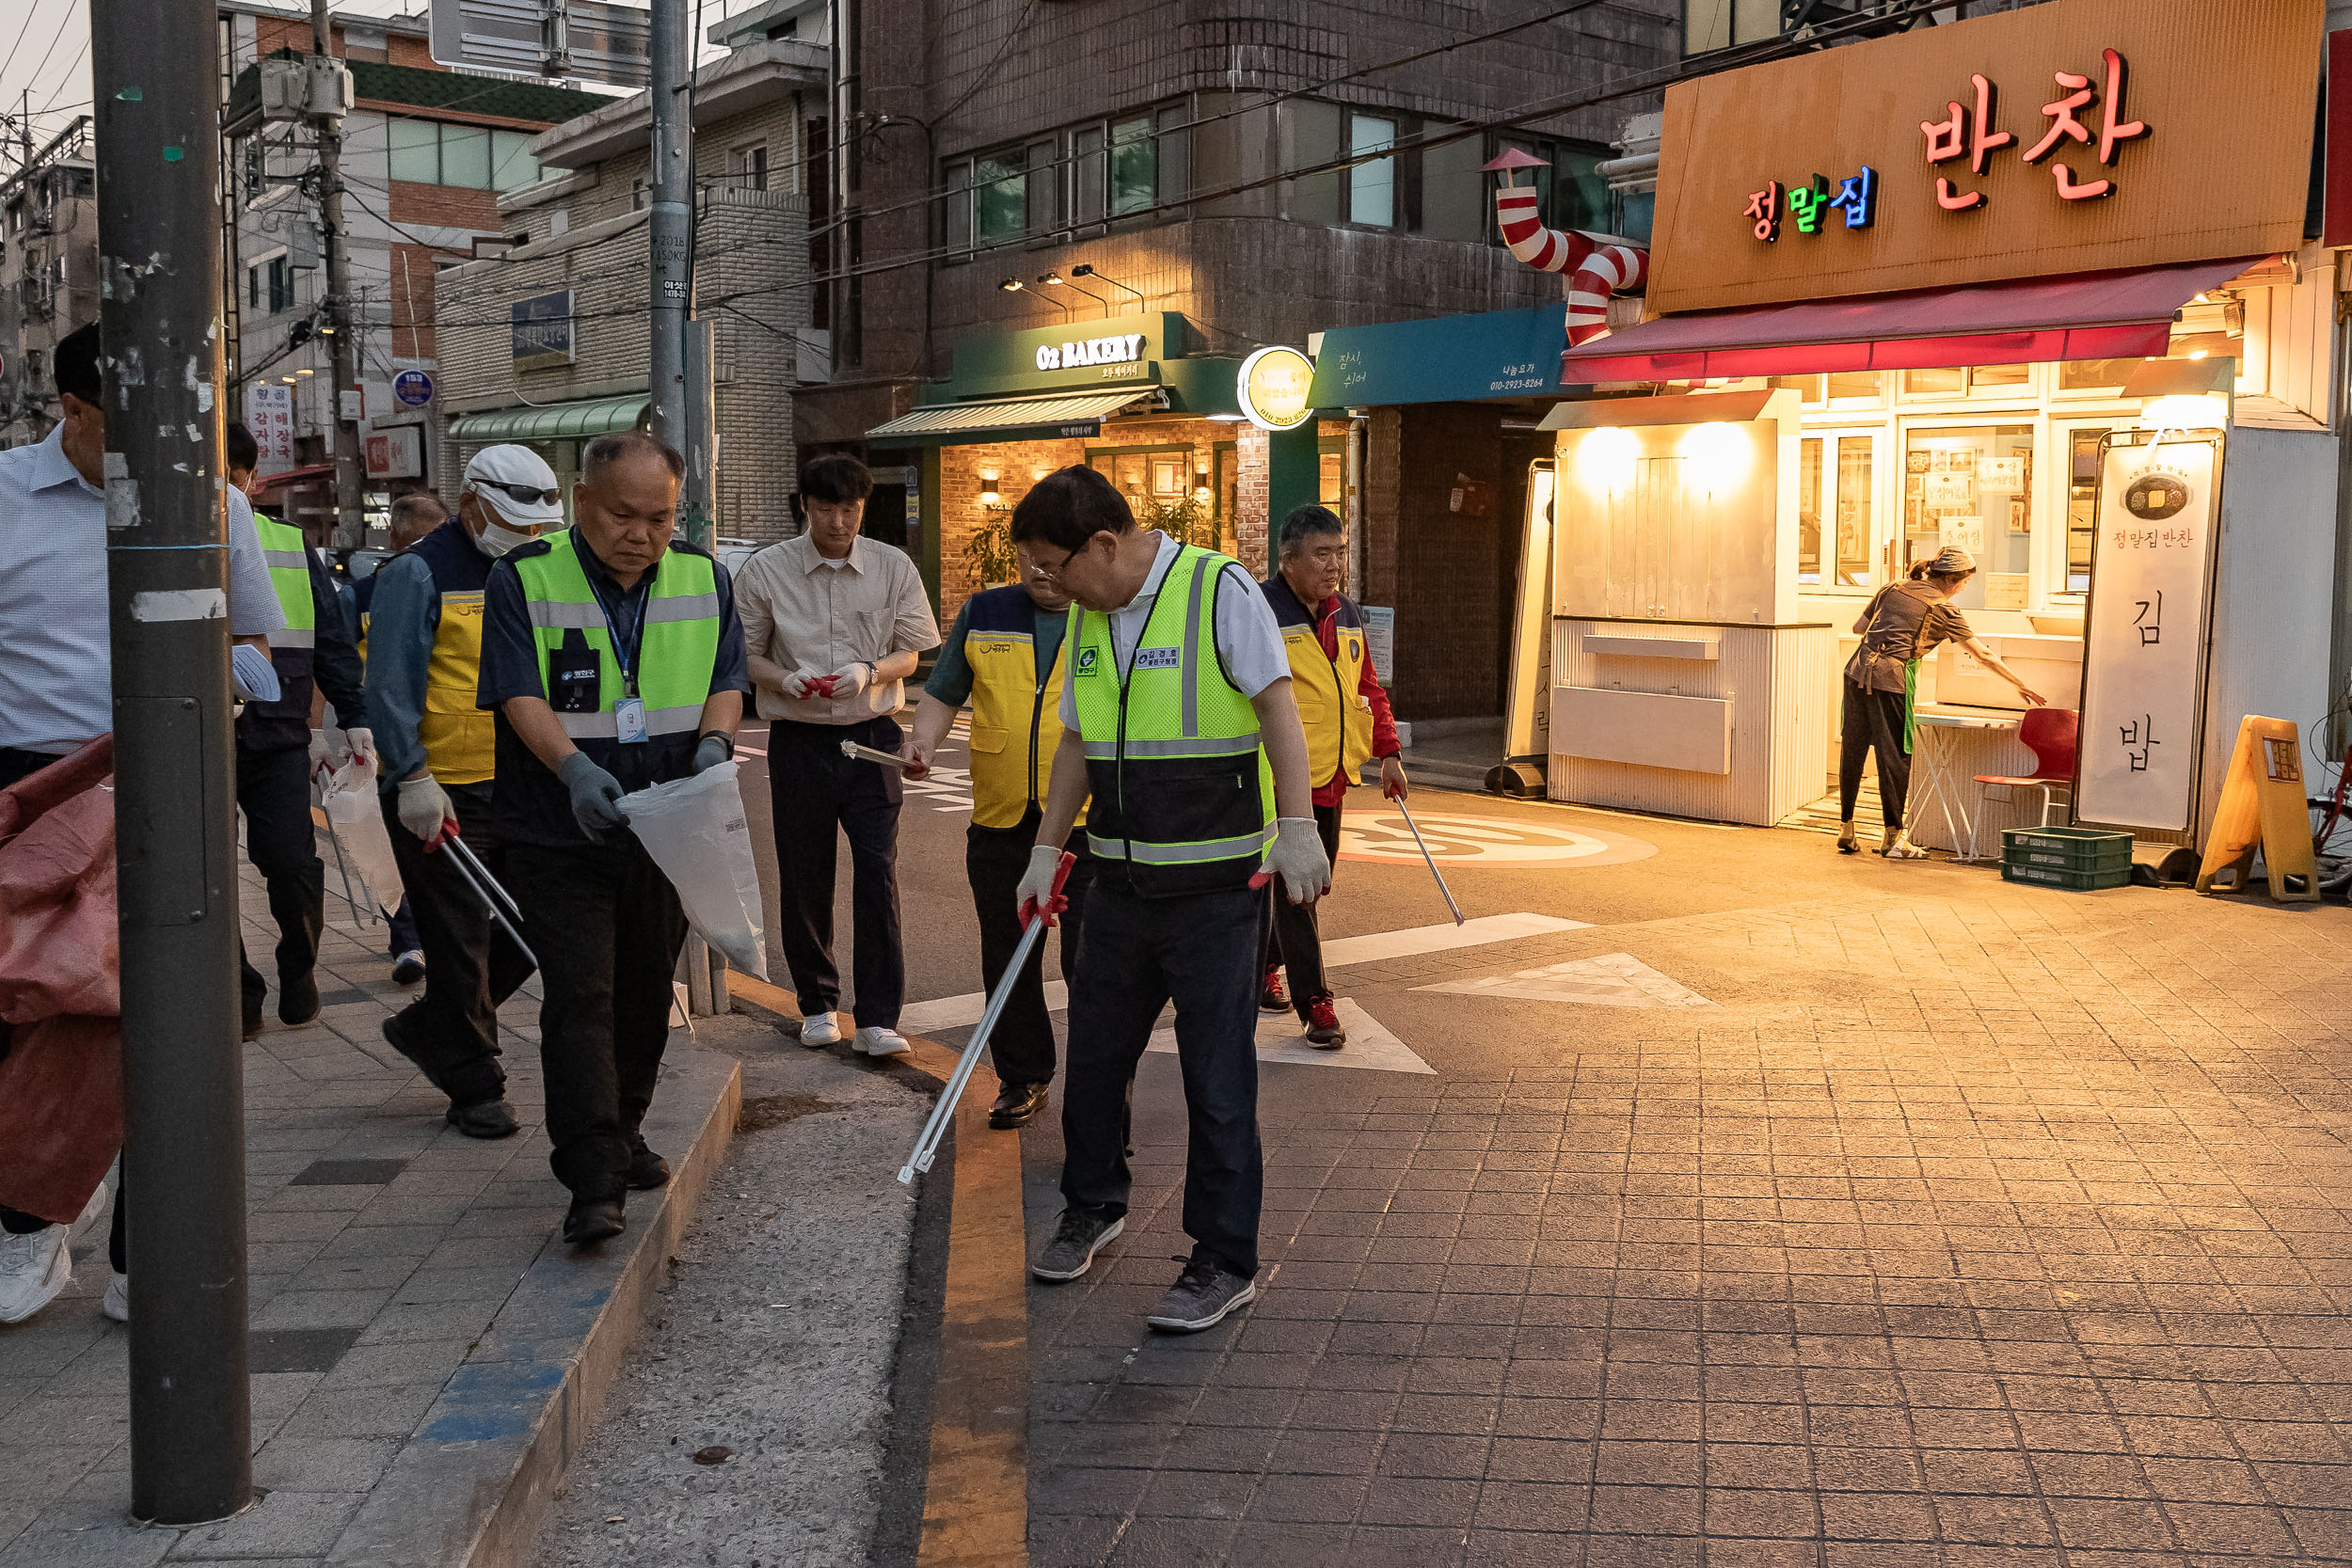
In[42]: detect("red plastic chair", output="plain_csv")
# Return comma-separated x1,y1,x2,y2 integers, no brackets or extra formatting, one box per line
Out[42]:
1968,707,2078,861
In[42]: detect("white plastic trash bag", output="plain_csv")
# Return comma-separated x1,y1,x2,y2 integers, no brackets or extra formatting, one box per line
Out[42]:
319,752,405,919
620,760,770,980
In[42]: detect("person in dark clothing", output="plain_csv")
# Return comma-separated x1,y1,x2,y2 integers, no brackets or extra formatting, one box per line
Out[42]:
1839,546,2046,857
226,421,372,1037
355,491,448,983
478,431,749,1247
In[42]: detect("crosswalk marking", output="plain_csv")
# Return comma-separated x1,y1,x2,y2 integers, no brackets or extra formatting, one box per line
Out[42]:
1417,952,1712,1009
1144,998,1433,1075
896,911,1586,1035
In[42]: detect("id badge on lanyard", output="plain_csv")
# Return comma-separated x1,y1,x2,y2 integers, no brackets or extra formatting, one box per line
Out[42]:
614,694,646,744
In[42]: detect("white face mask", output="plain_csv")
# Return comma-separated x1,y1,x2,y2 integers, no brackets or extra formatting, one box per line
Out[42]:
471,515,539,558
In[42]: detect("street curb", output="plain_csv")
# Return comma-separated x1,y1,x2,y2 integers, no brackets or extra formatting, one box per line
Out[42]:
326,1046,742,1567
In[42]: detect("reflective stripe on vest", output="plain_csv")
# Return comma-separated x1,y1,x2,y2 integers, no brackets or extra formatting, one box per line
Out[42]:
1282,622,1375,784
1067,546,1272,895
256,515,316,650
509,531,721,740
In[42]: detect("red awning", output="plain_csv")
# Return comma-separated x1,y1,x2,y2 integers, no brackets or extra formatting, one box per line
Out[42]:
251,463,336,492
1559,258,2268,384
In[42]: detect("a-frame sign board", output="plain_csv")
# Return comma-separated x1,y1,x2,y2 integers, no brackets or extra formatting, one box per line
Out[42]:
2195,715,2321,903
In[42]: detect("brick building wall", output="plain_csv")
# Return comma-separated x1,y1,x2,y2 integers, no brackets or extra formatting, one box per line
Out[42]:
1375,403,1511,721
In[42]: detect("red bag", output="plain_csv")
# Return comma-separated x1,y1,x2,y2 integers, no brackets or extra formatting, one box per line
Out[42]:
0,736,123,1223
0,1016,123,1224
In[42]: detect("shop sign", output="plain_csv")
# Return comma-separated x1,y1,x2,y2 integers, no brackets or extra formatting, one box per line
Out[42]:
392,368,435,407
1648,0,2319,314
511,290,575,372
364,425,424,481
246,383,296,473
947,310,1189,396
1236,345,1314,432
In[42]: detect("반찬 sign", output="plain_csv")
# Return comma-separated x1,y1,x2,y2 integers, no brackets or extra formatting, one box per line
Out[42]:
2074,431,2219,832
1647,0,2320,313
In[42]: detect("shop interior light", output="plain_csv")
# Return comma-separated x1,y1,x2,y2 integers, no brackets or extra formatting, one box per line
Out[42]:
294,367,313,375
2139,393,2227,431
1679,420,1751,488
1575,425,1638,495
1204,412,1246,422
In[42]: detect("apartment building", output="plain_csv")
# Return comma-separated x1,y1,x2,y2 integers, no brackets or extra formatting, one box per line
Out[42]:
0,117,95,449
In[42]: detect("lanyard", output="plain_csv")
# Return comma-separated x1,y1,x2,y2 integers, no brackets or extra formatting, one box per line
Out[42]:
583,570,645,699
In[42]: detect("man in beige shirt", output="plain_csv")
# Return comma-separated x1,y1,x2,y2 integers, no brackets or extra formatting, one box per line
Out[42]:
735,454,940,1055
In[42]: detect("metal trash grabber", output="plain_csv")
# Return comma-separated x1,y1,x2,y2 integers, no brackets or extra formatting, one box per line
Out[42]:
437,830,540,971
839,737,910,769
898,849,1074,1184
317,806,374,927
1392,796,1466,927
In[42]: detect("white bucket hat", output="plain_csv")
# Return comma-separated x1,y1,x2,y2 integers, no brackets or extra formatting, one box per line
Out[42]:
463,444,564,530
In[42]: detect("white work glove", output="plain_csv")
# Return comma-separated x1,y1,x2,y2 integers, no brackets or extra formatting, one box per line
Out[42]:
345,726,378,772
309,729,334,773
1264,816,1331,907
396,772,454,847
826,660,873,698
779,668,831,700
1014,844,1066,927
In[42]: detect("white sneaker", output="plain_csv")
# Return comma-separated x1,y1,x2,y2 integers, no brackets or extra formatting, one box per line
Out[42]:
855,1025,910,1058
0,1224,72,1324
102,1271,128,1323
799,1012,842,1049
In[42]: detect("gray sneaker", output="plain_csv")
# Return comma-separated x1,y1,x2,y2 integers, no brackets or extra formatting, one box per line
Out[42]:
1145,1257,1258,1333
1029,1207,1123,1282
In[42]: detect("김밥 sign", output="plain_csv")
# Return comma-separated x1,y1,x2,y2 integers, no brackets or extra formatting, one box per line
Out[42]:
1648,0,2321,313
2074,430,2219,832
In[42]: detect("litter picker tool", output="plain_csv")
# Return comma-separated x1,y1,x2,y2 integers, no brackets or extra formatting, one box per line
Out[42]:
438,830,540,971
317,805,373,927
1392,796,1466,926
898,850,1074,1184
839,737,910,769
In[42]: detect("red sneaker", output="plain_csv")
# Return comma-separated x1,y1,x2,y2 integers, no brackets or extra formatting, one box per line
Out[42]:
1259,965,1288,1013
1304,995,1345,1050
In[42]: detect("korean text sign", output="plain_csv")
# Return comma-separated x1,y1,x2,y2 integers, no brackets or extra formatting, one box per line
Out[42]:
1646,0,2319,314
2074,434,2217,832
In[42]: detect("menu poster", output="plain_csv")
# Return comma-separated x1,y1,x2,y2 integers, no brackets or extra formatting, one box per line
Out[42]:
1980,454,2027,492
1982,573,2028,610
2076,435,2219,832
1939,514,1985,556
1924,473,1972,508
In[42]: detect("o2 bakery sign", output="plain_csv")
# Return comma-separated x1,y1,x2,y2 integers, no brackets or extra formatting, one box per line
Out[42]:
1647,0,2318,314
1034,333,1146,377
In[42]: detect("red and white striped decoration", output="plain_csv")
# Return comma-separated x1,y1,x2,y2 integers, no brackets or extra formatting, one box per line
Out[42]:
1494,182,1648,347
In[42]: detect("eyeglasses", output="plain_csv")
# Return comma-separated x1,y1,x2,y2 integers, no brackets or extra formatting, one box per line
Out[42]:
477,480,562,507
1030,545,1082,584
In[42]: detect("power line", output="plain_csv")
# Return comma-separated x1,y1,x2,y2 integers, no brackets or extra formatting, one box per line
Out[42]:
15,0,80,109
0,0,49,95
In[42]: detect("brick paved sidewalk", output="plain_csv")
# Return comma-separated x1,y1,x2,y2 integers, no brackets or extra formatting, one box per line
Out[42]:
0,858,737,1567
1023,865,2352,1567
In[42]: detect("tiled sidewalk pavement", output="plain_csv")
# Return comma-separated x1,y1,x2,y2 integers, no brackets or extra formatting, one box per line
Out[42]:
1024,877,2352,1567
0,858,733,1566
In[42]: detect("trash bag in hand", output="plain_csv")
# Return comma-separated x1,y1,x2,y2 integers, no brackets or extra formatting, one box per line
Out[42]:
618,759,769,979
320,752,405,918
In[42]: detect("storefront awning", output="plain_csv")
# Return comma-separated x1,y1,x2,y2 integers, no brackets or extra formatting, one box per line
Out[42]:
446,395,650,444
1307,303,1568,407
866,388,1156,446
1558,258,2267,384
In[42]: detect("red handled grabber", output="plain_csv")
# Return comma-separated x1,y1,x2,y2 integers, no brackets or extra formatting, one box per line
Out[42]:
898,849,1076,1184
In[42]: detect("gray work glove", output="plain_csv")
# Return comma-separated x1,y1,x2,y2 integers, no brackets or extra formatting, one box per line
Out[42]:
395,772,454,847
1265,816,1331,907
558,751,629,839
691,733,732,773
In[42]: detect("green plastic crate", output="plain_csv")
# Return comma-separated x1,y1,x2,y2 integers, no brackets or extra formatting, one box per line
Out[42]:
2002,826,2133,871
2001,859,2130,892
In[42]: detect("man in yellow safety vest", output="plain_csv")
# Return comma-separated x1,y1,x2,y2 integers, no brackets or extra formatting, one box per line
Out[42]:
1009,466,1329,1335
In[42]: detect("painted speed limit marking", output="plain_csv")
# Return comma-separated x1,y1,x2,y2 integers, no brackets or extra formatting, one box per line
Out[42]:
1338,811,1656,867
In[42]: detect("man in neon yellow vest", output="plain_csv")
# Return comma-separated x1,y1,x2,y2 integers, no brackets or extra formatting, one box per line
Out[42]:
478,431,749,1247
1008,467,1330,1334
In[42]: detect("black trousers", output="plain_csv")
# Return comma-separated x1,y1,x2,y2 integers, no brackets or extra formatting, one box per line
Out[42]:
0,746,124,1270
767,717,905,1029
966,813,1094,1088
236,742,325,998
1060,881,1265,1278
1838,679,1912,828
379,779,530,1108
509,835,688,1200
1262,800,1344,1017
386,895,419,957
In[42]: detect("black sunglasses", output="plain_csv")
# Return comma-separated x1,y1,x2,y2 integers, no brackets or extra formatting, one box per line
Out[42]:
480,480,562,507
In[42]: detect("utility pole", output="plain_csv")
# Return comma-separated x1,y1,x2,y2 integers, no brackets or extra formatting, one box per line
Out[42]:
93,0,254,1528
312,0,362,546
647,0,690,455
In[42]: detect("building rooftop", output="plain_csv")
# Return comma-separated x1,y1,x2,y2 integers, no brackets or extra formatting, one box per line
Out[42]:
225,55,619,134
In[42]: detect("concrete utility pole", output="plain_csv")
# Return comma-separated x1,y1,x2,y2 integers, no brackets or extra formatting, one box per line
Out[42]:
647,0,690,455
93,0,254,1527
312,0,363,546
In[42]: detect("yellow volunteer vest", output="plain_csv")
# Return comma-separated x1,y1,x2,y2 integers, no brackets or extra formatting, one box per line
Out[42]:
1281,621,1375,786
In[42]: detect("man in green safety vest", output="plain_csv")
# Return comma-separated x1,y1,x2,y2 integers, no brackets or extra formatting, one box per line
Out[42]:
477,431,749,1247
1009,466,1330,1334
226,420,372,1039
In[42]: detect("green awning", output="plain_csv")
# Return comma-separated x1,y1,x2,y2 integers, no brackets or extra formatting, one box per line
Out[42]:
447,396,650,444
866,388,1154,447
